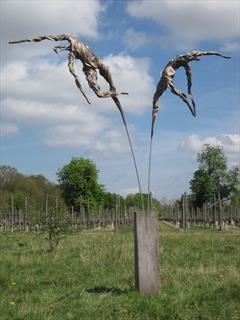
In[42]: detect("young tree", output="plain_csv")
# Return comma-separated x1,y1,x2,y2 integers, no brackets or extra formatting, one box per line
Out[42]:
0,165,18,191
57,158,104,213
125,193,161,215
190,144,240,207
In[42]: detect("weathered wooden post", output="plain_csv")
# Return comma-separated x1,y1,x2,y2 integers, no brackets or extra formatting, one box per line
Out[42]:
184,193,189,229
134,210,160,294
45,193,49,227
24,196,28,231
218,193,223,231
203,203,207,226
114,194,120,232
11,194,14,232
181,193,188,229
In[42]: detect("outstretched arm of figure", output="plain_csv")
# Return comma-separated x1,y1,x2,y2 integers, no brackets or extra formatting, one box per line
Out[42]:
68,53,91,104
193,51,231,59
9,34,69,45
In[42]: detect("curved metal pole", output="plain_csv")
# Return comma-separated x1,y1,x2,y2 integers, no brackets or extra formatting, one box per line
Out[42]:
147,134,153,212
112,97,144,212
124,121,145,212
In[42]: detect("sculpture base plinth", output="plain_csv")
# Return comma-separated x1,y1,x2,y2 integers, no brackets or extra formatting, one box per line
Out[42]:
134,211,160,294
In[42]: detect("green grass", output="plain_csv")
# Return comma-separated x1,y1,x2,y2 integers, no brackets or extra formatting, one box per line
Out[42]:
0,223,240,320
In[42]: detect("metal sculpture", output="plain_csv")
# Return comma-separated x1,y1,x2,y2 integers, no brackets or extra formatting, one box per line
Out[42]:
148,51,231,210
9,34,144,210
151,51,231,136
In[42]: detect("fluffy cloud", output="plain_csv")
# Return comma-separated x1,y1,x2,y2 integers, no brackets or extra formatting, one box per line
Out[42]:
1,0,104,62
2,53,154,115
180,134,240,153
2,97,131,155
179,134,240,166
127,0,240,48
45,125,129,155
102,54,153,114
122,28,150,50
2,0,103,40
2,98,109,127
0,123,19,137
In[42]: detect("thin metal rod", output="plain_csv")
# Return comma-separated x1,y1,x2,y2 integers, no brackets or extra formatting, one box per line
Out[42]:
147,134,153,212
123,122,145,212
112,96,144,212
147,112,157,212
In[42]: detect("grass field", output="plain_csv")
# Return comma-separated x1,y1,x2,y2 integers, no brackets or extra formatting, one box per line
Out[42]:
0,223,240,320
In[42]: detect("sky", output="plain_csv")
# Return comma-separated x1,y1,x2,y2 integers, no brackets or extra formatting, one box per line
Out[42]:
1,0,240,202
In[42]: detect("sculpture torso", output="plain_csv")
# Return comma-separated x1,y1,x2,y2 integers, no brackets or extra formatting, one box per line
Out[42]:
67,35,99,70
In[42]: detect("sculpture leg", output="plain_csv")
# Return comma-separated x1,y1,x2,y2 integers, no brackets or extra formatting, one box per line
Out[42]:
85,68,119,98
168,82,196,117
152,79,168,134
98,62,116,92
68,53,91,104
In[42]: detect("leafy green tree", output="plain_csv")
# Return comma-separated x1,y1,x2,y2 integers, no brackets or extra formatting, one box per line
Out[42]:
0,165,18,191
190,144,240,207
125,193,161,215
101,192,125,211
57,158,104,213
231,189,240,208
0,165,64,212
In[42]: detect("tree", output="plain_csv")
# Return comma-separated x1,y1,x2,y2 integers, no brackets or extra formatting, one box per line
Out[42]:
57,158,104,213
0,165,64,212
101,192,126,211
125,193,161,215
190,144,240,207
0,165,18,191
231,189,240,208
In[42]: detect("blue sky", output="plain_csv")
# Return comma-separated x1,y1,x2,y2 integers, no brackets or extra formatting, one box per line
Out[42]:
1,0,239,201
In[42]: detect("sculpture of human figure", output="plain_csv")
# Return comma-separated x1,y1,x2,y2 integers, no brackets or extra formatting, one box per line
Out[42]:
9,34,144,206
152,50,231,129
9,34,128,105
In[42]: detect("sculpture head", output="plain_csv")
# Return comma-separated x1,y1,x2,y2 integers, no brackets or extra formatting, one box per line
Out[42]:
189,51,201,61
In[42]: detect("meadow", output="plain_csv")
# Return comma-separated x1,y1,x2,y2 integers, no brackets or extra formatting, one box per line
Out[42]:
0,223,239,320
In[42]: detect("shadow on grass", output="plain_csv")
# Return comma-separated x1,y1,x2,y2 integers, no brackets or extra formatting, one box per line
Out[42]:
86,286,132,296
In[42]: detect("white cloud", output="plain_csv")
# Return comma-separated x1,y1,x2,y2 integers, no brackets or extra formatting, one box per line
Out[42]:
2,0,103,40
2,53,154,115
0,123,19,137
179,133,240,166
1,59,91,105
180,133,240,154
1,0,104,62
2,98,109,127
102,54,154,114
127,0,240,48
45,124,129,156
1,97,134,155
122,28,150,50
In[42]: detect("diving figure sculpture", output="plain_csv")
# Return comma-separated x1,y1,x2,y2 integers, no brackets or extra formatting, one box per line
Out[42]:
151,50,231,137
9,34,127,103
148,50,231,211
9,34,144,210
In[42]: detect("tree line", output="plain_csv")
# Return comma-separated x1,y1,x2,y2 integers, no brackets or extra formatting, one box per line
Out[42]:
0,160,161,215
0,144,239,216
